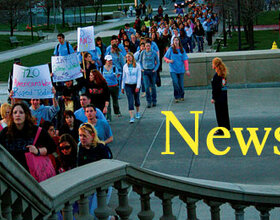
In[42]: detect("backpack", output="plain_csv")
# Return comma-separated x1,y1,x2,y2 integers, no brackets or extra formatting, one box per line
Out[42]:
100,65,117,75
56,41,70,56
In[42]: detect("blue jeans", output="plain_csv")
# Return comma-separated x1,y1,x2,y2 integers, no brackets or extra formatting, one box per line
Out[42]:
125,84,140,110
196,35,204,52
170,72,184,99
143,70,157,104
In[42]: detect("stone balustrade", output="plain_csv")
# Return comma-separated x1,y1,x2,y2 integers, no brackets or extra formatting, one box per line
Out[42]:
186,50,280,87
0,145,280,220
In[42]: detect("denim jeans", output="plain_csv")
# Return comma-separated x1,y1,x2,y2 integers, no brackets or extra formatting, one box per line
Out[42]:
143,70,157,104
170,72,184,99
196,35,204,52
125,84,140,110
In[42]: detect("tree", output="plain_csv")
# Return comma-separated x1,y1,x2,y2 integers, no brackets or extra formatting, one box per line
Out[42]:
0,0,28,36
88,0,105,24
240,0,264,49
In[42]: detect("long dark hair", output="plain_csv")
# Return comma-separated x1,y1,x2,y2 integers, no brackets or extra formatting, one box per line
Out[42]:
7,102,35,140
172,37,184,54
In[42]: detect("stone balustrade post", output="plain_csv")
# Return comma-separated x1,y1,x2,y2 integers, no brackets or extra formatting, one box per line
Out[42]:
76,194,94,220
155,192,176,220
114,181,133,219
231,204,246,220
12,198,28,220
133,186,154,220
179,196,199,220
205,201,223,220
48,211,58,220
94,187,112,220
2,189,17,220
63,202,73,220
256,206,272,220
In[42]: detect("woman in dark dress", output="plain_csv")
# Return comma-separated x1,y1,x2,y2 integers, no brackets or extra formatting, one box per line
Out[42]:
211,57,230,135
86,69,110,116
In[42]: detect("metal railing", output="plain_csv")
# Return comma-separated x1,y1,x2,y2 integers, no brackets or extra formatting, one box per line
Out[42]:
0,144,279,220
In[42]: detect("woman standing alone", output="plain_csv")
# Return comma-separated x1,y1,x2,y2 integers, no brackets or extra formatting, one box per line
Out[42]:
211,57,230,135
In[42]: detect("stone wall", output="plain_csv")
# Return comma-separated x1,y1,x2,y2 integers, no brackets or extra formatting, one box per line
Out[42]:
185,50,280,87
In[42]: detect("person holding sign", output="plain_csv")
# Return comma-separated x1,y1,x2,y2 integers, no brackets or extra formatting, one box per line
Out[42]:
30,87,60,126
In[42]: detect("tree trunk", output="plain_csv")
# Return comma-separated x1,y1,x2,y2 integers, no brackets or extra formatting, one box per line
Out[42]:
79,5,82,25
47,8,50,29
62,8,65,27
248,21,254,50
243,25,249,43
95,7,99,24
10,15,14,36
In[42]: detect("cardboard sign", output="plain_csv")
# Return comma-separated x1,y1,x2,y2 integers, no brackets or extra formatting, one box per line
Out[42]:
77,26,95,52
12,64,53,99
51,53,83,82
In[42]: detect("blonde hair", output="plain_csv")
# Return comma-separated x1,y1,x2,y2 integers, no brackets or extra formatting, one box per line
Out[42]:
126,52,136,67
78,123,104,147
1,103,12,119
212,57,228,78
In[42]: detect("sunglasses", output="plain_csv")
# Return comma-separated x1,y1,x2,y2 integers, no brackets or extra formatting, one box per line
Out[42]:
60,145,71,150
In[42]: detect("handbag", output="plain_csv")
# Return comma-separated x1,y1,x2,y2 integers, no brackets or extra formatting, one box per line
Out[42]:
25,127,56,182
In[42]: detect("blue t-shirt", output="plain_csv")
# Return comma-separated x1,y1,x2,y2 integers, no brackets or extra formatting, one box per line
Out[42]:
94,119,113,141
164,47,188,74
54,42,74,56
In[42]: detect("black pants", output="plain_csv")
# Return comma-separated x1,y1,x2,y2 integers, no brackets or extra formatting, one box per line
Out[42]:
214,96,230,130
206,31,213,46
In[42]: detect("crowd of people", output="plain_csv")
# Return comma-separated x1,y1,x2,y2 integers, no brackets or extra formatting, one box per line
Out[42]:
1,1,227,218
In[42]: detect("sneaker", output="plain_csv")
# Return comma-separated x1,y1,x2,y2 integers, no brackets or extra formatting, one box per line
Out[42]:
180,98,184,101
147,103,151,108
152,103,157,107
175,99,179,103
136,112,141,119
116,114,122,117
129,118,135,123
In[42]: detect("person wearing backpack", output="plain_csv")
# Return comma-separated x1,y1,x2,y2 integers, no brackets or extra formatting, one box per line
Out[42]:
53,33,74,56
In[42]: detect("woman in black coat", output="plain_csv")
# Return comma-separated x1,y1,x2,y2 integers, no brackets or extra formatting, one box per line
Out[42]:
211,57,230,135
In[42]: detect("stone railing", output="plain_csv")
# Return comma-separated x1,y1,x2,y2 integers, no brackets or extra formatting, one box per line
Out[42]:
1,145,280,220
186,50,280,87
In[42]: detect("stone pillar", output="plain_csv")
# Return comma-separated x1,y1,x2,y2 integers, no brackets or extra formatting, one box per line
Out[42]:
76,194,94,220
114,181,133,220
155,192,176,220
133,186,154,220
94,187,111,220
231,204,246,220
205,201,223,220
12,198,28,220
63,202,73,220
2,190,17,220
179,196,199,220
256,206,272,220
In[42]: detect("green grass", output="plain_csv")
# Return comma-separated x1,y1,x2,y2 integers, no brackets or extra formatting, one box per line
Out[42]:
0,35,40,52
218,30,280,52
256,11,280,25
0,36,112,81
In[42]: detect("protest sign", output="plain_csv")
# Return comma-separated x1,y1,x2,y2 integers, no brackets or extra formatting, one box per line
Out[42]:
51,53,83,82
12,64,53,99
77,26,95,52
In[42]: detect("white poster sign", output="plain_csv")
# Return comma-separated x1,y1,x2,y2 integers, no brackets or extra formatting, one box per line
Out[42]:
77,25,95,52
12,64,53,99
51,53,83,82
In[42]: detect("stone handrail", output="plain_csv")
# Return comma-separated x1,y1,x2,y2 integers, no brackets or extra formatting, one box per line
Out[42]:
0,144,279,219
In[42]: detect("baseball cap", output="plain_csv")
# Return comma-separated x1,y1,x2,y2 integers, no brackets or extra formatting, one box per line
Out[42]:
104,55,113,61
14,58,21,64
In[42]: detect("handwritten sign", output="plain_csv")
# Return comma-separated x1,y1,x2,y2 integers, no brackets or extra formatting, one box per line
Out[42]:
12,64,53,99
51,53,83,82
77,26,95,52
